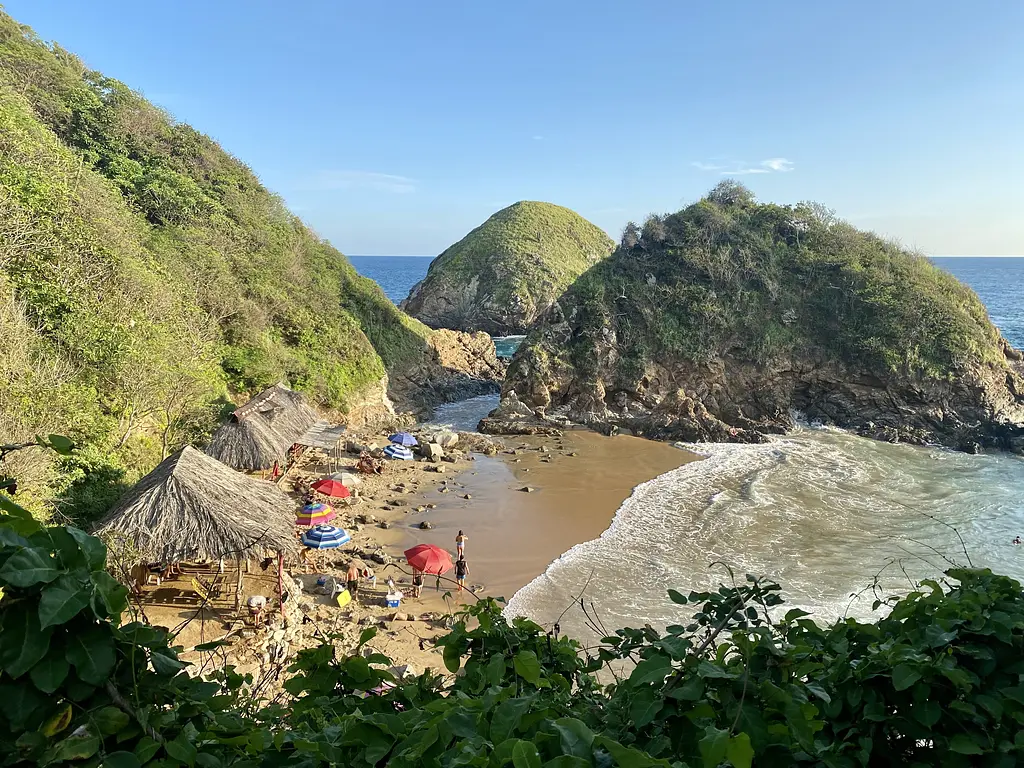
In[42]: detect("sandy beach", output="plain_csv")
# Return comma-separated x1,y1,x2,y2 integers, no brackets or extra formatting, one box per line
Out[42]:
151,427,693,690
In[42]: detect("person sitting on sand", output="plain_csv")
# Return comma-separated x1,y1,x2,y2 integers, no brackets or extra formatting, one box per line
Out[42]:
411,571,423,598
455,555,469,593
346,562,361,601
246,594,267,625
455,530,468,557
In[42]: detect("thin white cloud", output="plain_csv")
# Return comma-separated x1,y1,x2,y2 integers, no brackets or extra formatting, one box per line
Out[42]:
532,135,545,141
692,157,794,175
310,170,417,193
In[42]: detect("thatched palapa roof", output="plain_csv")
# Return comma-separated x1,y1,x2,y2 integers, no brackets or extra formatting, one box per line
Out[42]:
205,384,318,470
95,446,299,563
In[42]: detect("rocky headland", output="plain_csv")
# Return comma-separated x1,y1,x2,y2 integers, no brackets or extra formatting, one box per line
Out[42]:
400,201,614,336
483,183,1024,454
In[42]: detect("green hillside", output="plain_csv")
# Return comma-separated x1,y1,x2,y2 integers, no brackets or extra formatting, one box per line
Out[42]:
501,181,1024,450
402,201,614,335
0,12,432,519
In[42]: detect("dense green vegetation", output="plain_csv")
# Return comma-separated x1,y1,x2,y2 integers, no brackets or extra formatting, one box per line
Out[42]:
0,11,433,520
544,181,1001,383
403,201,614,334
1,444,1022,767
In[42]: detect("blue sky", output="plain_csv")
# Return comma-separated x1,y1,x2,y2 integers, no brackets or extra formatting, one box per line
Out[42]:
4,1,1022,255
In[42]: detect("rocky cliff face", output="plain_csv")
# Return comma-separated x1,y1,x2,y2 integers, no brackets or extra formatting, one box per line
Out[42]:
389,330,506,416
401,201,614,336
484,185,1024,453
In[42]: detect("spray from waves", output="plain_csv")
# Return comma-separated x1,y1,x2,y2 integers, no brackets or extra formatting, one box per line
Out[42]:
504,428,1024,643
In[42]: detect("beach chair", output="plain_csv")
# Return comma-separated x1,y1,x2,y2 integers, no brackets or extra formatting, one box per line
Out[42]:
191,576,222,603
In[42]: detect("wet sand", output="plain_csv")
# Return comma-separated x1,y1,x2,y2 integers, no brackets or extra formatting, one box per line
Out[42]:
402,431,695,603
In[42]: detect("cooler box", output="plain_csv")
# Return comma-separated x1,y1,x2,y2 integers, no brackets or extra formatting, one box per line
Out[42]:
386,592,402,609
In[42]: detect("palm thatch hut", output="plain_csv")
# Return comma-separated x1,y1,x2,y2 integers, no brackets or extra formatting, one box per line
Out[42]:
95,446,299,609
205,384,319,471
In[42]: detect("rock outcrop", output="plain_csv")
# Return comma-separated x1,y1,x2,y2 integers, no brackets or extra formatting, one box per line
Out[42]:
487,184,1024,453
401,201,614,336
389,329,506,415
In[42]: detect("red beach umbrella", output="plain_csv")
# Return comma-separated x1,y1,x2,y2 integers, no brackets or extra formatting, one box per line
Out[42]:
311,478,351,499
403,544,454,575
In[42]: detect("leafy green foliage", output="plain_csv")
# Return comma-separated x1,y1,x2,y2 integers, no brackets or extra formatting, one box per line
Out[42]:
405,201,615,333
0,10,438,522
529,183,1002,385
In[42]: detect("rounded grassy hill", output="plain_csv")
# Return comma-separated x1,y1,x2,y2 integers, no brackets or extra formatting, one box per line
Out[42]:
487,182,1024,453
401,201,615,336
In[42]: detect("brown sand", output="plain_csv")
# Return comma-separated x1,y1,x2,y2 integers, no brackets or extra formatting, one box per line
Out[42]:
402,431,695,603
149,428,693,684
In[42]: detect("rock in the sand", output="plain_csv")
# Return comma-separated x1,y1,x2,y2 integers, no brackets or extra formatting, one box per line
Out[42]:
441,455,457,463
430,431,459,449
423,442,445,462
390,612,411,622
519,486,535,493
463,493,472,500
426,503,437,509
389,498,407,507
378,520,392,529
427,464,446,473
419,521,434,530
439,487,450,493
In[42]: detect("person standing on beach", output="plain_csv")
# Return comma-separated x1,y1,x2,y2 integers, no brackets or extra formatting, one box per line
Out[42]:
345,562,360,601
455,555,469,593
455,530,468,557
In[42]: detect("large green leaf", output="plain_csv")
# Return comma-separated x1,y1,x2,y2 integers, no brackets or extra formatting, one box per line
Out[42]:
490,696,533,743
630,688,664,728
726,733,754,768
513,650,542,685
30,654,69,693
92,570,129,617
596,737,672,768
39,574,91,628
165,733,198,766
629,654,672,686
511,740,542,768
698,725,729,768
948,734,984,755
891,663,922,692
552,718,595,759
0,603,52,677
49,729,101,762
0,546,60,586
0,681,48,729
102,751,143,768
92,705,130,736
66,626,116,685
68,527,107,571
443,641,462,673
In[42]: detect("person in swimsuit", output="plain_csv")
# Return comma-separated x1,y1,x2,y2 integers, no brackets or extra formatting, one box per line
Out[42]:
411,570,423,598
455,555,469,593
455,530,468,557
346,562,360,600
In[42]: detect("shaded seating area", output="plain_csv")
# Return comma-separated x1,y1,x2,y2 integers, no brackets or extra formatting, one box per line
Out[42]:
94,446,299,614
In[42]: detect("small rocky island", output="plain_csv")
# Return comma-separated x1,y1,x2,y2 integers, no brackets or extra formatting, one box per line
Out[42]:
401,201,614,336
484,182,1024,453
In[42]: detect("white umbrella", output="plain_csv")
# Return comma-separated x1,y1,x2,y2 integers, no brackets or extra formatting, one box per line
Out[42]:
331,471,362,486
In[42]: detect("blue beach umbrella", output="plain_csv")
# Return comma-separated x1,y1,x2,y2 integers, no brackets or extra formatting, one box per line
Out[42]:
388,432,418,447
301,524,352,549
384,444,414,461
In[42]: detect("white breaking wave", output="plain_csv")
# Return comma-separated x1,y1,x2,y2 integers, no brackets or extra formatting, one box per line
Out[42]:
505,428,1024,642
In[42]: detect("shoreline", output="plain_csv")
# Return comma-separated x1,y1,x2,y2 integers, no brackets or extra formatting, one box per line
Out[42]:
177,426,695,691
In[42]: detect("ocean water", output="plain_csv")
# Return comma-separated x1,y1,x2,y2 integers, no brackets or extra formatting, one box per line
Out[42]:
348,255,432,305
348,255,525,355
354,253,1024,637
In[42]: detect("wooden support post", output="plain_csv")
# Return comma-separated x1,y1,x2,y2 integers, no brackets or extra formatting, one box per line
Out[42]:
277,551,285,617
234,559,244,612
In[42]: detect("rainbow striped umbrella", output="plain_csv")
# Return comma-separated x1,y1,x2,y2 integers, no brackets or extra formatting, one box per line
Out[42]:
296,502,336,526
